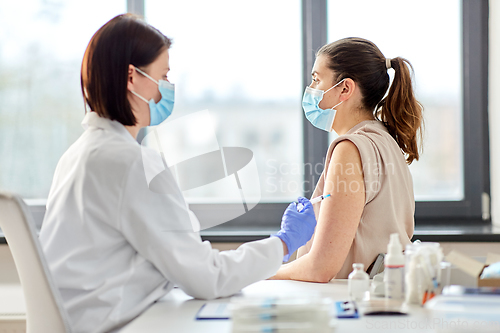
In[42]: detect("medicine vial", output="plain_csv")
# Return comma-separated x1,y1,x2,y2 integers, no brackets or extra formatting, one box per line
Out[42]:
348,263,369,301
384,233,405,300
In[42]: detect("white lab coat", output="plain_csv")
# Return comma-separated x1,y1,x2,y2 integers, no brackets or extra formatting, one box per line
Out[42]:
39,112,283,333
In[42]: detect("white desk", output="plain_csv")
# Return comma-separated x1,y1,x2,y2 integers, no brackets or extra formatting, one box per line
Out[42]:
122,280,442,333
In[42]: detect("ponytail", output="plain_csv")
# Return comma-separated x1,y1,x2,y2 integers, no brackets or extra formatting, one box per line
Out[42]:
376,57,423,164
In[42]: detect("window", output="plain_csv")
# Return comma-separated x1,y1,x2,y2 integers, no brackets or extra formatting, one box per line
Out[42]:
0,0,126,198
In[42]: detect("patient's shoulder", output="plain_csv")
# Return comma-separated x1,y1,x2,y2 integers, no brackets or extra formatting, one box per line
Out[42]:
324,140,363,180
331,140,362,165
332,139,359,155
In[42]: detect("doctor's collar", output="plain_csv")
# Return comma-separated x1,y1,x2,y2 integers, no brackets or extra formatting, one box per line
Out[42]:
82,112,138,145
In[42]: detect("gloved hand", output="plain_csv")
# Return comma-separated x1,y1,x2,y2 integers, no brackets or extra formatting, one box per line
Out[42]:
272,197,317,262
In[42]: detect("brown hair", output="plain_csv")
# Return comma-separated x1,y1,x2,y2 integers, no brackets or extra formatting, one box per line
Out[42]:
81,14,171,126
317,37,423,164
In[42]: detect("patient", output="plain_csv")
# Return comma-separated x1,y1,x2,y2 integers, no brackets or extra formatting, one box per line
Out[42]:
270,37,422,282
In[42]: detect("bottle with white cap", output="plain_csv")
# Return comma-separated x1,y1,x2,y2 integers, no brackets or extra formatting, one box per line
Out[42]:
384,233,405,300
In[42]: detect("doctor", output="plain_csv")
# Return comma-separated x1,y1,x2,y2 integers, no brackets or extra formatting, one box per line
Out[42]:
39,14,316,333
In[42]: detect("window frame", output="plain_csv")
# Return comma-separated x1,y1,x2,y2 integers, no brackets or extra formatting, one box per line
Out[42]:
414,0,490,223
20,0,490,230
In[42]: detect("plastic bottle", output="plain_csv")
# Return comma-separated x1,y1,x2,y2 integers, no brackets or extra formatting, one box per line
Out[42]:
404,254,424,304
384,233,405,300
348,263,369,301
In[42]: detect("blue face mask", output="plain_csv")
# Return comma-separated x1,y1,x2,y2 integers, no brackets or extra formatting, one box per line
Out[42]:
130,67,175,126
302,78,345,132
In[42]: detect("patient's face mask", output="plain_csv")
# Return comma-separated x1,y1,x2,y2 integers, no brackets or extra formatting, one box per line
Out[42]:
302,78,345,132
130,67,175,126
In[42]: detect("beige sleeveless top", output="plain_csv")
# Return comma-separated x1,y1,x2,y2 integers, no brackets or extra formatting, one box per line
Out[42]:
297,120,415,279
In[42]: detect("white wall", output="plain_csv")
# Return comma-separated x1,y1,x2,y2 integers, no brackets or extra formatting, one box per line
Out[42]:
489,0,500,227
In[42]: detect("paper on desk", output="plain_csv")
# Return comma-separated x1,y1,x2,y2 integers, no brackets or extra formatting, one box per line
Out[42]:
195,302,230,320
425,293,500,312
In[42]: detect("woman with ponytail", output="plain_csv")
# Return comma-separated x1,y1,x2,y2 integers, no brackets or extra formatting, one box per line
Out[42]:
271,37,423,281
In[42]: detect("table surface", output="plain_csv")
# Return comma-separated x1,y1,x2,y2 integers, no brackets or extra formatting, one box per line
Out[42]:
121,279,442,333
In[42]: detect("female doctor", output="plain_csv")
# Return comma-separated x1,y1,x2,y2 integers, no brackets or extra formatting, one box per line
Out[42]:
39,14,316,333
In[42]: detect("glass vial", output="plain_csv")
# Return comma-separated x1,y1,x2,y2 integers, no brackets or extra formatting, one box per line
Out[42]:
348,263,370,301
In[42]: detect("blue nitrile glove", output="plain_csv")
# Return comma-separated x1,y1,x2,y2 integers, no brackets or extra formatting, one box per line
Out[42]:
272,197,317,262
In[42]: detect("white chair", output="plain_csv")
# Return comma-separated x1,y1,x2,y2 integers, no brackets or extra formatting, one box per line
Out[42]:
0,192,72,333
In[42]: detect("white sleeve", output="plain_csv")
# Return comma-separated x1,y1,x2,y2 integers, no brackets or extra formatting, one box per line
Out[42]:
117,156,283,300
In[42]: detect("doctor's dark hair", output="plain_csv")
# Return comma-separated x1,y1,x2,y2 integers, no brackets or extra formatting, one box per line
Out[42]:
317,37,423,164
81,14,171,126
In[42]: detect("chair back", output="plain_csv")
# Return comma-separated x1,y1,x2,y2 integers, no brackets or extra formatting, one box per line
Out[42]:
0,192,72,333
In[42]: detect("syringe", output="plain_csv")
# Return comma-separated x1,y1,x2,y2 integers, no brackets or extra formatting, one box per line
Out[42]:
296,194,331,212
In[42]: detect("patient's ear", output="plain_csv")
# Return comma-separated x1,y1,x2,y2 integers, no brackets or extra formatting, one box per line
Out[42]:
339,78,356,102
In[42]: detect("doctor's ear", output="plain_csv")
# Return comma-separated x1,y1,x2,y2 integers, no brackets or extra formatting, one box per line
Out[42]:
127,64,136,91
339,78,356,101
